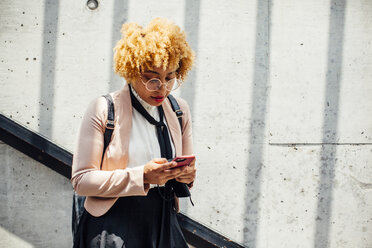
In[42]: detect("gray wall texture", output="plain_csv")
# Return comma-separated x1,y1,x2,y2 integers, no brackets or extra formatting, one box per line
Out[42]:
0,142,72,247
1,0,371,247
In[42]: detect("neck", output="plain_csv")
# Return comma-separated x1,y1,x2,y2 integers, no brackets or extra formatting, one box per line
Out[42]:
130,84,156,113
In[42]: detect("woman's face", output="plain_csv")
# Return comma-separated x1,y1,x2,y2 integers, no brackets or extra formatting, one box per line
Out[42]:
131,65,178,106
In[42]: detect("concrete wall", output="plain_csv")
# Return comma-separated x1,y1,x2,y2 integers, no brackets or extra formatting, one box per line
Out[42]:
0,141,72,248
1,0,371,247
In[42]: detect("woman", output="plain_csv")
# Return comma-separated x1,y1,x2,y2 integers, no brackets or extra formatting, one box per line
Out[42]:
71,17,196,248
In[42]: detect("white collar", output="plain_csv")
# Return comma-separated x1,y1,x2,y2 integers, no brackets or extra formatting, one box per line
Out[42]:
130,84,157,116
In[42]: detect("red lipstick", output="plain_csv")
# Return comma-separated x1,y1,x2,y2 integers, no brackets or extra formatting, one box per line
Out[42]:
152,96,164,103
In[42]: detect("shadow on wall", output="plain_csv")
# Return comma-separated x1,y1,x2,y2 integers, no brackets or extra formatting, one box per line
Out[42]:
178,0,201,217
314,0,346,247
243,0,272,246
244,0,346,246
38,0,59,139
181,0,201,116
109,0,129,92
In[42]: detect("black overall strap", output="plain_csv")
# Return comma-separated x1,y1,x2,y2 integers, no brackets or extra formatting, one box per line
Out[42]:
167,94,183,131
101,94,115,168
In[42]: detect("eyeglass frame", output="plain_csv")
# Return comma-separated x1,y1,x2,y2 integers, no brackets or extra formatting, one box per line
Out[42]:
140,74,182,92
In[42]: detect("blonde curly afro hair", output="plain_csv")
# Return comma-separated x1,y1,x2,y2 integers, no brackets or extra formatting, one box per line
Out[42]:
113,17,195,83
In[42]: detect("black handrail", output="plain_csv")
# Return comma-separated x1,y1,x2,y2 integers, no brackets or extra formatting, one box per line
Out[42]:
0,113,245,248
0,114,72,178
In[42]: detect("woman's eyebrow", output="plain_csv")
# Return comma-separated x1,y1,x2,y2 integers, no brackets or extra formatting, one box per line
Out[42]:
145,70,159,75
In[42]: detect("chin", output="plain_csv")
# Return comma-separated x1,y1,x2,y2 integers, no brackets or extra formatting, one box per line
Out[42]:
153,102,163,107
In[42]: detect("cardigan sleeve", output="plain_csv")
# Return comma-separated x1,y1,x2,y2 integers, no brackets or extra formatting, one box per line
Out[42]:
71,96,149,197
177,97,193,156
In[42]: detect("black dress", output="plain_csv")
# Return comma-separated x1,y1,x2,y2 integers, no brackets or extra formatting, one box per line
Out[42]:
73,186,188,248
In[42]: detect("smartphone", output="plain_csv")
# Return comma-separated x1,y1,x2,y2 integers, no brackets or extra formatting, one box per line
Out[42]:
169,155,195,169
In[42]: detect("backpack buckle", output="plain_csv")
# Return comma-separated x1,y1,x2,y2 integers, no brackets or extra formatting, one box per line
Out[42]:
175,110,183,118
106,120,115,129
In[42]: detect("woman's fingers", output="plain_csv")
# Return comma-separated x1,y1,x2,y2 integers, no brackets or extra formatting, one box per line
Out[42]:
163,167,185,179
150,159,177,172
172,165,196,183
155,161,176,171
152,158,168,164
145,157,196,184
175,175,192,180
175,176,193,184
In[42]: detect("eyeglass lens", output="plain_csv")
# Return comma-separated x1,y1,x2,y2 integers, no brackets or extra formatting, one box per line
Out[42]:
145,78,179,91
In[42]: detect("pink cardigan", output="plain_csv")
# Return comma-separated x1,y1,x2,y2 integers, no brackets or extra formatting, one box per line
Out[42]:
71,84,193,217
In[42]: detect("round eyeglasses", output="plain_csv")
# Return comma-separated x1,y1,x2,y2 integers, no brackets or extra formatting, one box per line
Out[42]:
140,76,182,91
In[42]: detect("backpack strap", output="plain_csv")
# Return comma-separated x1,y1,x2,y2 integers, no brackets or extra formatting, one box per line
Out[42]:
72,94,115,238
167,94,194,204
101,94,115,169
167,94,183,132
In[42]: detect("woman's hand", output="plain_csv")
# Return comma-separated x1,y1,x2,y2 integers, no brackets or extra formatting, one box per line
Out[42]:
175,157,196,185
143,158,188,185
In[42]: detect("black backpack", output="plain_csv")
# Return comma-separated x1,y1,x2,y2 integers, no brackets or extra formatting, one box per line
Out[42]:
72,94,185,237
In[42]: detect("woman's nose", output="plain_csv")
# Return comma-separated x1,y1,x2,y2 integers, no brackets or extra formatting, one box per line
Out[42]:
158,83,168,92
